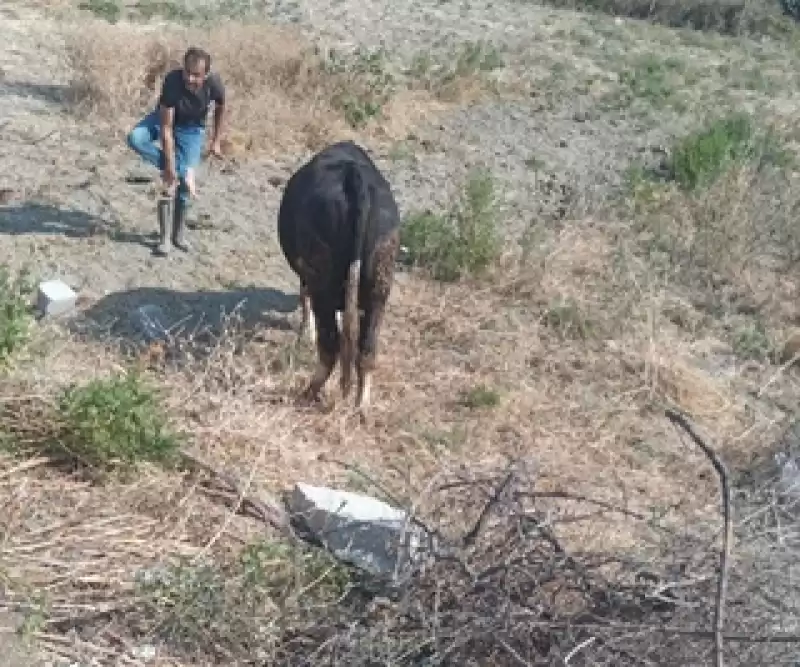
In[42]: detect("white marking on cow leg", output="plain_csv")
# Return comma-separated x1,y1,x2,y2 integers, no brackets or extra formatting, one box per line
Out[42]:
335,310,343,332
303,305,316,345
356,368,371,410
300,284,316,345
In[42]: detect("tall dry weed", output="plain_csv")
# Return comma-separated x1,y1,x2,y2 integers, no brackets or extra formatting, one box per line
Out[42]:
61,20,359,156
59,18,462,157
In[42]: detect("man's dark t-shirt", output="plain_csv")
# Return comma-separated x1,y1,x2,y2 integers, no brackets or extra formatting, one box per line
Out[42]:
158,69,225,128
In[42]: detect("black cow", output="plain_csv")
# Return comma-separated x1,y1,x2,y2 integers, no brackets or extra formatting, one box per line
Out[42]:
277,140,401,411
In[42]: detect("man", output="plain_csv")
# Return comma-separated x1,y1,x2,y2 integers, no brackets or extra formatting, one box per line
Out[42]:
126,46,226,256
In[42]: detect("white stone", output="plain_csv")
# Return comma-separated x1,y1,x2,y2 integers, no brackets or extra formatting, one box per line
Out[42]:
131,644,157,661
289,483,422,581
36,279,77,319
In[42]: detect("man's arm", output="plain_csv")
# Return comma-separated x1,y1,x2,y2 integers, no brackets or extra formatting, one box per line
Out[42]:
211,102,225,146
209,74,226,152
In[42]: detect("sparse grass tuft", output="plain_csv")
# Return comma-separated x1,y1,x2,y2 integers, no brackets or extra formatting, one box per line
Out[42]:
401,169,501,281
134,0,192,22
322,46,396,129
616,54,684,110
0,266,34,371
407,40,505,101
55,371,180,477
135,538,350,661
542,298,594,340
730,318,773,362
459,383,502,409
78,0,121,23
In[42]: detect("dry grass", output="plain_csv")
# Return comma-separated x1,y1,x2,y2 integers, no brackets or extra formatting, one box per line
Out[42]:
3,2,800,665
4,111,800,662
62,19,355,156
1,226,799,662
59,18,503,159
538,0,797,38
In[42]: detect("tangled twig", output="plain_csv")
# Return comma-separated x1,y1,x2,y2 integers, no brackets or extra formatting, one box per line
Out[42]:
666,408,732,667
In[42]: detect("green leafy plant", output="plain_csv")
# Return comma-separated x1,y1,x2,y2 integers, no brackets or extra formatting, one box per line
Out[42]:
0,266,34,370
56,371,180,477
402,169,501,281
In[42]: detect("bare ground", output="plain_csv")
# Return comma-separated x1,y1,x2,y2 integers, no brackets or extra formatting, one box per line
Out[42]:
2,0,800,664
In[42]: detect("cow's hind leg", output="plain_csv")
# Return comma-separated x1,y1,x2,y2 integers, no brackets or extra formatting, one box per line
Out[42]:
355,231,400,410
299,281,316,345
302,302,339,402
355,299,387,410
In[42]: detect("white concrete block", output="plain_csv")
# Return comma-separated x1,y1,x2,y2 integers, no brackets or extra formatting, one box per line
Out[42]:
36,279,77,319
289,483,422,581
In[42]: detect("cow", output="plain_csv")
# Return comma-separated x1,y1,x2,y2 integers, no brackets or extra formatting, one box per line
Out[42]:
277,140,401,411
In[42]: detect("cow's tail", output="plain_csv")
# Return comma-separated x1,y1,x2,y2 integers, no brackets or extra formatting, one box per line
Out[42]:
340,161,369,399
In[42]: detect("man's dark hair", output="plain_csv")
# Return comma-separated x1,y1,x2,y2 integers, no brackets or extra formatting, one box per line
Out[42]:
184,46,211,73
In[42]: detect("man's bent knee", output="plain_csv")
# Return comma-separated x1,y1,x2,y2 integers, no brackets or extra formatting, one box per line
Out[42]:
126,127,148,152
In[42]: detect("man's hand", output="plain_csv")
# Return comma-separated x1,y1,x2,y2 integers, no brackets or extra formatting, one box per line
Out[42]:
208,138,224,159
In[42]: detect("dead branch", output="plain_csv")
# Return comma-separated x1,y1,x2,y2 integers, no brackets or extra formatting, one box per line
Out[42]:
515,490,648,521
178,448,293,537
665,408,733,667
506,615,800,644
462,466,516,547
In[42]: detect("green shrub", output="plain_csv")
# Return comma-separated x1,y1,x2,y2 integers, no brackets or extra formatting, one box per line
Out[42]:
667,113,790,191
56,371,180,476
0,266,34,370
669,113,753,191
401,169,501,281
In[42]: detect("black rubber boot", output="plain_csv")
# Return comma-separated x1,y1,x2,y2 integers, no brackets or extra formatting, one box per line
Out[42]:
172,196,191,252
154,196,172,257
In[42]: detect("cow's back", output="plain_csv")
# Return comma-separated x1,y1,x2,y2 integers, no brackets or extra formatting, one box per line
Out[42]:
278,141,398,277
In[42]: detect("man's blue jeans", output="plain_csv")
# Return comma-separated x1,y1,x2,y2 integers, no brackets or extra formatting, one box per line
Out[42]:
126,109,205,203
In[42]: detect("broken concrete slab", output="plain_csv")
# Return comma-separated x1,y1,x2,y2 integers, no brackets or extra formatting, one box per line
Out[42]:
36,279,77,319
289,483,423,583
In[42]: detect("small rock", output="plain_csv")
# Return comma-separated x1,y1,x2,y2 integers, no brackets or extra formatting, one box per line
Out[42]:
131,644,157,661
558,138,568,148
573,110,589,122
36,279,77,319
289,483,423,582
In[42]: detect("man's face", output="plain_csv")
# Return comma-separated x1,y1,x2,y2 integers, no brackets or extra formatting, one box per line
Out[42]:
183,58,208,91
